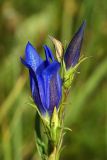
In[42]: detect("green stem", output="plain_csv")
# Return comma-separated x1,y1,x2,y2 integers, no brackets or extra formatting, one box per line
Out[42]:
48,146,57,160
48,138,61,160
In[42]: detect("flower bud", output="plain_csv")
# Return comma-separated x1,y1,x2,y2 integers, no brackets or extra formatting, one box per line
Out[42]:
49,35,64,62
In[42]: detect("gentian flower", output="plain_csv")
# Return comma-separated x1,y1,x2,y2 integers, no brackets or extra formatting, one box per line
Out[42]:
64,21,86,70
21,42,62,116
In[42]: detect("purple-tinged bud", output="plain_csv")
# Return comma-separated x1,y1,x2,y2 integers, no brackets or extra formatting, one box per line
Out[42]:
64,21,86,70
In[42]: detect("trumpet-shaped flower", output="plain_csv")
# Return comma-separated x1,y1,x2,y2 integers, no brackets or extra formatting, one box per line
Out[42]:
21,42,62,115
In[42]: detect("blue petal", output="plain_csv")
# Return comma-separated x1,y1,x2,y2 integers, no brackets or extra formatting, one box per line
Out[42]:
30,73,46,114
43,45,55,63
36,60,49,75
42,61,62,115
25,42,43,72
64,21,86,69
20,57,46,114
36,74,46,111
35,61,50,111
35,46,55,112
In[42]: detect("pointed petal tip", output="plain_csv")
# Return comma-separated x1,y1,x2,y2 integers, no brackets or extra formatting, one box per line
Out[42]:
26,41,33,51
79,20,86,33
64,20,86,69
27,41,31,45
20,56,30,68
43,45,55,62
20,56,24,64
43,44,48,50
82,20,86,27
43,45,53,54
43,44,50,56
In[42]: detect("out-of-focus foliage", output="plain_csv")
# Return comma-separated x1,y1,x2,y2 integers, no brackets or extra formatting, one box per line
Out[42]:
0,0,106,160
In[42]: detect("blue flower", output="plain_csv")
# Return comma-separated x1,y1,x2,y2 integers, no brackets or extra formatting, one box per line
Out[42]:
21,42,62,115
64,21,86,70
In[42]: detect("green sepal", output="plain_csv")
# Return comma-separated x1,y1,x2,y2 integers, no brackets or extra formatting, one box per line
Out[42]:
27,98,50,125
62,56,88,89
35,112,47,160
27,99,51,159
35,137,47,160
63,127,72,132
50,107,60,143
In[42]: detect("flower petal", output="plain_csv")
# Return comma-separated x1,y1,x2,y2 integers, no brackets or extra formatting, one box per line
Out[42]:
64,21,86,69
43,45,55,62
42,61,62,115
30,73,46,114
20,57,46,114
25,42,43,72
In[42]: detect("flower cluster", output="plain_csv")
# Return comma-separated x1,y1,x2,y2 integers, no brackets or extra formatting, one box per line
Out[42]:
21,21,86,160
21,21,86,116
21,43,62,116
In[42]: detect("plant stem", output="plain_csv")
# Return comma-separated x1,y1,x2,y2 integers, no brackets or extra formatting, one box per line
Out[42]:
48,146,57,160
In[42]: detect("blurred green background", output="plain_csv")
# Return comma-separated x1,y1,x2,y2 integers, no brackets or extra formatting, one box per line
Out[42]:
0,0,107,160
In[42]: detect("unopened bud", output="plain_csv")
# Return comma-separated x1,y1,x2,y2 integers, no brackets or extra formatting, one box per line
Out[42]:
49,35,64,62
